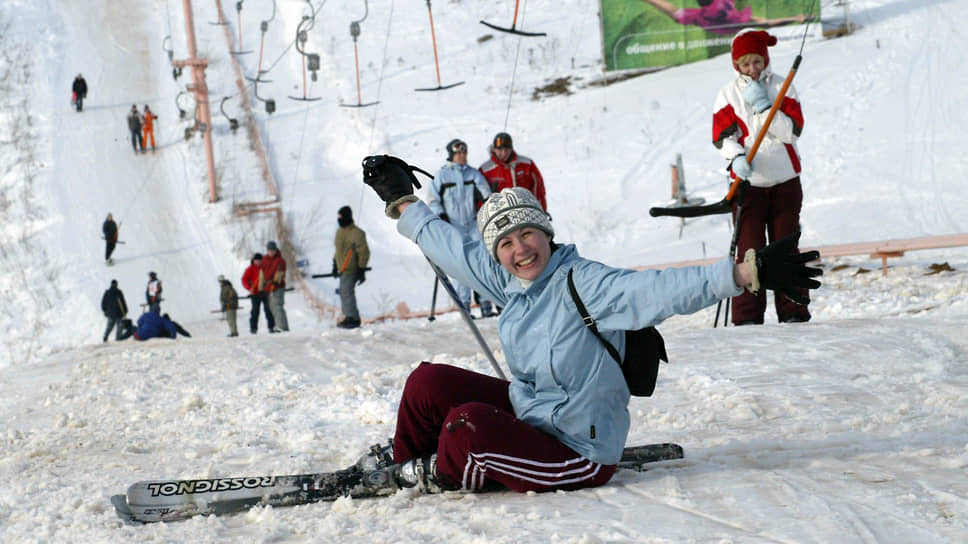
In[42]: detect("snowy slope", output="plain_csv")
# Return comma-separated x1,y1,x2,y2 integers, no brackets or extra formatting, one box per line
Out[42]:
1,0,968,542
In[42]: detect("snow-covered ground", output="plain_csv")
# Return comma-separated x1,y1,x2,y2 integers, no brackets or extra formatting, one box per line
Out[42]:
2,0,968,542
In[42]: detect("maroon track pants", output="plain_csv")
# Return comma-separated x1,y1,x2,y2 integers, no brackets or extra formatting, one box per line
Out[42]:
731,177,811,324
392,362,616,493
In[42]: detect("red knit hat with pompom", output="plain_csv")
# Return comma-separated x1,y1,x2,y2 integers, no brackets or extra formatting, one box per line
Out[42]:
731,29,778,68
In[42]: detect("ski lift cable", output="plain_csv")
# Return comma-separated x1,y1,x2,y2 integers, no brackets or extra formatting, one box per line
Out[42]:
502,0,531,130
366,0,395,150
358,0,396,215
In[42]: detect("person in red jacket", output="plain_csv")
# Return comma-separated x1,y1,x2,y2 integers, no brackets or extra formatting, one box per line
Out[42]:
478,132,548,211
260,241,289,332
241,253,275,334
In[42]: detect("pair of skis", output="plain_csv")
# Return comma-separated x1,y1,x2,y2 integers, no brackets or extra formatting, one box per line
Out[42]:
112,443,683,523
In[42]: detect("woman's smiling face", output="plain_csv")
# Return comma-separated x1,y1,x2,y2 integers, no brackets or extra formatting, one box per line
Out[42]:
496,227,552,281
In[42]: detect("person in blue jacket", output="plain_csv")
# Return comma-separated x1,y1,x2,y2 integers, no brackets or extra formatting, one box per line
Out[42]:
426,138,495,317
354,155,821,496
119,309,191,340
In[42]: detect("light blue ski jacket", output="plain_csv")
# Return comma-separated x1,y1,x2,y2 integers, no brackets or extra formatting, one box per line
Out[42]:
426,162,491,236
398,201,742,464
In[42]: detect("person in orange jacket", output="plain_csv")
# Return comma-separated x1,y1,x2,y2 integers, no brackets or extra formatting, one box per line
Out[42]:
142,105,158,151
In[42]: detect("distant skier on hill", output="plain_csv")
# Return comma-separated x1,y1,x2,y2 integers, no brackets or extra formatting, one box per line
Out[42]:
126,105,143,153
142,105,158,151
102,213,118,265
145,271,163,313
71,74,88,112
100,279,128,342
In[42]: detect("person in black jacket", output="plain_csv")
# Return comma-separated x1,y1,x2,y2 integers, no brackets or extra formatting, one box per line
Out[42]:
126,105,143,152
102,213,119,264
101,279,128,342
72,74,88,112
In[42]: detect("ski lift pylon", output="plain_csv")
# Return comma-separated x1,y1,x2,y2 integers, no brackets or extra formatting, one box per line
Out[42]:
416,0,464,92
342,1,379,108
480,0,546,37
230,1,253,55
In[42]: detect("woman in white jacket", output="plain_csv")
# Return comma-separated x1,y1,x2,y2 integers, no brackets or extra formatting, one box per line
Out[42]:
713,29,812,325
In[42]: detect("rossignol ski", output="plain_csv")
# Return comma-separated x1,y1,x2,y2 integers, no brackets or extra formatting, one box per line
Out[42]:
112,443,683,523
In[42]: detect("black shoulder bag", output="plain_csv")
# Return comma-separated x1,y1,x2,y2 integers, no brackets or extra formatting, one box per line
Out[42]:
566,269,669,397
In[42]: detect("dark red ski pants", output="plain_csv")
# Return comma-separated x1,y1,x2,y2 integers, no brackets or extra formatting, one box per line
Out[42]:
392,362,616,493
731,177,811,324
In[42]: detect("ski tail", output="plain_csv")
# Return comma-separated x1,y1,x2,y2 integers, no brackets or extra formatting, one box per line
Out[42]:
617,442,684,471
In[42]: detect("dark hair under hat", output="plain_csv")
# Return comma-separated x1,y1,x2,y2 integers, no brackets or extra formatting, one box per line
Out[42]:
266,240,279,251
253,252,263,260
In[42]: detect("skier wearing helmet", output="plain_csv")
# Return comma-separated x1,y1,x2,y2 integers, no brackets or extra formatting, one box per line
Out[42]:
479,132,548,210
427,138,494,317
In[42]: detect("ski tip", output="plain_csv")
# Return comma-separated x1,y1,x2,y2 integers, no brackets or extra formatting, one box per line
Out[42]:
110,494,140,524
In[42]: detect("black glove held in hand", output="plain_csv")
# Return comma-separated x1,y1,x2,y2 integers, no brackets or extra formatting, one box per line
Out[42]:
362,155,433,219
357,270,366,285
746,231,822,305
331,259,339,277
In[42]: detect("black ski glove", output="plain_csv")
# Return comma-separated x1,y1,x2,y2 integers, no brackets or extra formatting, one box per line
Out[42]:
439,213,450,223
745,231,822,305
331,259,340,277
357,270,366,285
362,155,433,219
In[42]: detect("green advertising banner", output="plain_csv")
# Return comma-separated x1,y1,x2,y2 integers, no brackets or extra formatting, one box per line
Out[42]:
601,0,817,72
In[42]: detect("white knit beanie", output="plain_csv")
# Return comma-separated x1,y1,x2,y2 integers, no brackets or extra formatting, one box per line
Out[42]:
477,187,554,259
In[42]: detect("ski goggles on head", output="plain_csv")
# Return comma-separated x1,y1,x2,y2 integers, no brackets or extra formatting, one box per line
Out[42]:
493,137,511,149
451,141,467,153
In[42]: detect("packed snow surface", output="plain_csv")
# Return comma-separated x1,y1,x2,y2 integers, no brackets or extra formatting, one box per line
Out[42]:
1,0,967,542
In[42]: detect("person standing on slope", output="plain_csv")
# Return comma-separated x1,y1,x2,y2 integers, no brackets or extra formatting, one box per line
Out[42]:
145,271,163,313
100,279,128,342
102,213,119,265
142,105,158,151
242,253,275,334
428,138,495,317
260,241,289,332
126,105,143,153
219,275,240,337
713,29,811,325
333,206,370,329
479,132,547,211
72,74,88,112
351,155,821,495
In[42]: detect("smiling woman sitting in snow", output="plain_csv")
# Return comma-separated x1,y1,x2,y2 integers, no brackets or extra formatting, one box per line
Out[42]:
356,154,821,495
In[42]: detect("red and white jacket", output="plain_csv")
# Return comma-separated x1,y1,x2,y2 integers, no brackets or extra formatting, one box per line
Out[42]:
712,67,804,188
479,151,547,210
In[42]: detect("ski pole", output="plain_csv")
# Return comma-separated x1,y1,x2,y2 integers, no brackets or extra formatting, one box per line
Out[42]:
428,277,439,322
426,258,506,380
